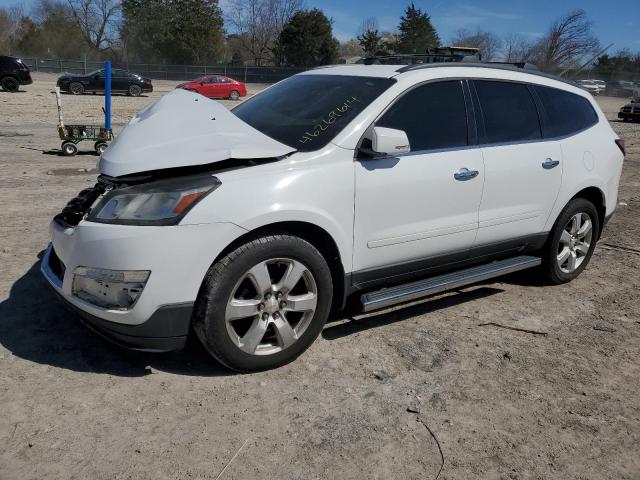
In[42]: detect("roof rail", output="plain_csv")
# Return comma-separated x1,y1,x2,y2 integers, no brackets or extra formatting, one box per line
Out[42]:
394,62,574,86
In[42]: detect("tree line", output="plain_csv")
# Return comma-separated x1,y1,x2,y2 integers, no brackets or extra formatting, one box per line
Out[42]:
0,0,638,75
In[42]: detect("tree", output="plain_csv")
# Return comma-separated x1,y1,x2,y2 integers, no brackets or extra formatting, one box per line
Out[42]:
225,0,302,65
0,5,24,54
121,0,223,64
396,2,439,54
451,29,501,61
67,0,120,51
530,9,600,71
593,50,640,81
339,38,364,58
503,32,534,63
279,8,339,67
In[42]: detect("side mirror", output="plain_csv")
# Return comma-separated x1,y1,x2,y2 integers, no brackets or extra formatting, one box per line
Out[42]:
200,81,205,85
371,127,410,156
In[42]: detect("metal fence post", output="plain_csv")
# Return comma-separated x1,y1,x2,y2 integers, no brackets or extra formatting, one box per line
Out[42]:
244,64,247,83
59,59,62,73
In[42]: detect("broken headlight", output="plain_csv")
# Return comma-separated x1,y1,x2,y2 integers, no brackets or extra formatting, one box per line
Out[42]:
87,174,221,225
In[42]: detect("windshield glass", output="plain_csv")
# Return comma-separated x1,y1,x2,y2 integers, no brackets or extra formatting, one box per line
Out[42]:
233,74,395,152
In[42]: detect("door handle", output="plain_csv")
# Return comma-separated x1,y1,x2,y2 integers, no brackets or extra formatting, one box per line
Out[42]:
542,158,560,169
454,168,479,181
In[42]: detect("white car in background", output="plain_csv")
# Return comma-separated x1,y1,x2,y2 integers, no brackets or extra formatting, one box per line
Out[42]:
42,63,624,371
577,79,602,95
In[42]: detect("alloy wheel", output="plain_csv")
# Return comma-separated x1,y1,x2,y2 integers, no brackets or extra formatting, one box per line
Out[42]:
225,258,318,355
557,212,593,273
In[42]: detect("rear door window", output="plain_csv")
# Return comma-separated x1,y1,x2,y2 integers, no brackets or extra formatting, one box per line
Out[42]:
474,80,542,144
376,80,468,151
534,85,599,137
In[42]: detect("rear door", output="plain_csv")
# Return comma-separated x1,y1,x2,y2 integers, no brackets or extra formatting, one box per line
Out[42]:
111,69,129,91
353,80,484,282
471,80,562,246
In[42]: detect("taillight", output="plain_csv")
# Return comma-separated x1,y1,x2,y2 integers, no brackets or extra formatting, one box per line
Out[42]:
615,139,625,156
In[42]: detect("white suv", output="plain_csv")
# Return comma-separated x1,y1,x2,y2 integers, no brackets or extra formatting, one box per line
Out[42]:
42,64,624,371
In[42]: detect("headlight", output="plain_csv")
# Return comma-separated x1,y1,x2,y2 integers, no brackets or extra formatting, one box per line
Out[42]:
88,174,221,225
72,267,150,310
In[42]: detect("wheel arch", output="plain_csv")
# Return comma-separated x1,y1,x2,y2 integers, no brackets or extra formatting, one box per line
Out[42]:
570,186,606,238
206,221,348,312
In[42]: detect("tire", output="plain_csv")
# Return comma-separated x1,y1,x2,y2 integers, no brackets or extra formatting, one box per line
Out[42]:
193,234,333,372
69,82,84,95
229,90,240,100
128,84,142,96
1,76,19,92
541,198,600,284
61,142,78,156
94,141,108,155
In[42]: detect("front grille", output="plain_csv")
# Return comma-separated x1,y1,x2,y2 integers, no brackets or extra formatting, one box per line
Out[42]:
54,182,108,228
48,247,65,282
622,107,632,113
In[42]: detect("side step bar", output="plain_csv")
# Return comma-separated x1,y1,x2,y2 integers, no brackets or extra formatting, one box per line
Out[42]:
360,255,541,313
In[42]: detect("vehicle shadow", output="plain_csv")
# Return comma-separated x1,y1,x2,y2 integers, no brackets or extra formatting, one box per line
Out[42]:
0,256,232,377
323,285,503,341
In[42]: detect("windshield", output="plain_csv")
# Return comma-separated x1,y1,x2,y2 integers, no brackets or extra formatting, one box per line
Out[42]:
233,74,396,152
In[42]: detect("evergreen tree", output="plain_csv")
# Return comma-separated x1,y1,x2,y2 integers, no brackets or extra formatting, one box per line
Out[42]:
279,9,339,67
397,2,439,54
358,29,383,57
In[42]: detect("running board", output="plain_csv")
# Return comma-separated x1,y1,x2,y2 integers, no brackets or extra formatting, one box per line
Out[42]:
360,255,541,313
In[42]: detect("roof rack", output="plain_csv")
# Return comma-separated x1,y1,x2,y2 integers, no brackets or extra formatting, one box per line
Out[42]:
394,62,574,86
357,50,481,66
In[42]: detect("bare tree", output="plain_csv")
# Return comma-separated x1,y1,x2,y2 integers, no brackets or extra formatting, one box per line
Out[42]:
451,29,502,61
67,0,120,51
226,0,303,65
531,9,600,70
502,32,533,62
357,17,378,37
0,5,24,53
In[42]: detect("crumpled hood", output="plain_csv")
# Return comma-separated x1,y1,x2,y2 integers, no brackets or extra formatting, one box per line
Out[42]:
99,89,296,177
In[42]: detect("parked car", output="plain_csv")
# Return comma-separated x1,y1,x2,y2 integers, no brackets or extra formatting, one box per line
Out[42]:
57,68,153,96
176,75,247,100
576,79,601,95
618,101,640,122
591,79,606,91
42,64,624,372
0,55,32,92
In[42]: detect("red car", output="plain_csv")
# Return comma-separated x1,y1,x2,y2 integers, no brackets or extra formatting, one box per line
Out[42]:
176,75,247,100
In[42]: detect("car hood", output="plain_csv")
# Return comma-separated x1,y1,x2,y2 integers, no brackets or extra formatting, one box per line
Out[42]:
98,89,296,177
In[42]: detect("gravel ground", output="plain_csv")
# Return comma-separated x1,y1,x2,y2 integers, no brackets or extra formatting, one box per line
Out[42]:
0,73,639,480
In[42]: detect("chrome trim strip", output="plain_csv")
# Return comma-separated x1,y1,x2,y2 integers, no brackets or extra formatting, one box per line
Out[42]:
360,255,541,312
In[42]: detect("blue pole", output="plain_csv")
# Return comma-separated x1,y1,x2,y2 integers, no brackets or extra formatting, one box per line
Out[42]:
105,60,111,130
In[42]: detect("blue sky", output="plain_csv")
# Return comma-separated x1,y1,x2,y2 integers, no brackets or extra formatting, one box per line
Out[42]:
10,0,640,52
314,0,639,51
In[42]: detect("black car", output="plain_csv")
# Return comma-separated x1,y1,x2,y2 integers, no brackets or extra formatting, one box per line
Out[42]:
57,68,153,96
618,101,640,122
0,55,33,92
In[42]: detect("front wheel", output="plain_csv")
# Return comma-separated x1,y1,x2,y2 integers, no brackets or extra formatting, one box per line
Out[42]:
542,198,599,284
128,84,142,96
61,141,78,156
193,235,333,372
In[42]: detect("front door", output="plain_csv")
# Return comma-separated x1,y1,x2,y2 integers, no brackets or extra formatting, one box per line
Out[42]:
353,80,484,286
471,80,563,246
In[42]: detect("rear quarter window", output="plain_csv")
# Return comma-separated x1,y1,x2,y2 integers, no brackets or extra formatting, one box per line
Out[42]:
534,85,599,138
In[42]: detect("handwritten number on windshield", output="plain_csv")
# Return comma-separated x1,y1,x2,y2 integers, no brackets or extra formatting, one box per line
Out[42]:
298,96,361,145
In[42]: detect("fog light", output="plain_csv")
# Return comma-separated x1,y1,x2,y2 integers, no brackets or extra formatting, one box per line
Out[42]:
72,267,150,310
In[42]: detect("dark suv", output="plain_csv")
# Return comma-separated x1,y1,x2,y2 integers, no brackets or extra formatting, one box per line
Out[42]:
0,56,33,92
57,68,153,96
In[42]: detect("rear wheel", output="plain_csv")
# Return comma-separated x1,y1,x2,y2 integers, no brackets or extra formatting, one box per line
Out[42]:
193,235,333,372
61,142,78,156
69,82,84,95
94,141,108,155
1,76,19,92
542,198,599,284
128,84,142,96
229,90,240,100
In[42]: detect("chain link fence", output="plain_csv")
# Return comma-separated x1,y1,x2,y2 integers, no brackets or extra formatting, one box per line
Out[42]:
20,57,307,83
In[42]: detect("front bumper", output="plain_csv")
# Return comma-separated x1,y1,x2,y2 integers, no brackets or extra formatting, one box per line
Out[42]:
41,218,247,350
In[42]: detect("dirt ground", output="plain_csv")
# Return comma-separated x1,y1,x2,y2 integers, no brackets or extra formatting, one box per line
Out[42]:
0,73,638,480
